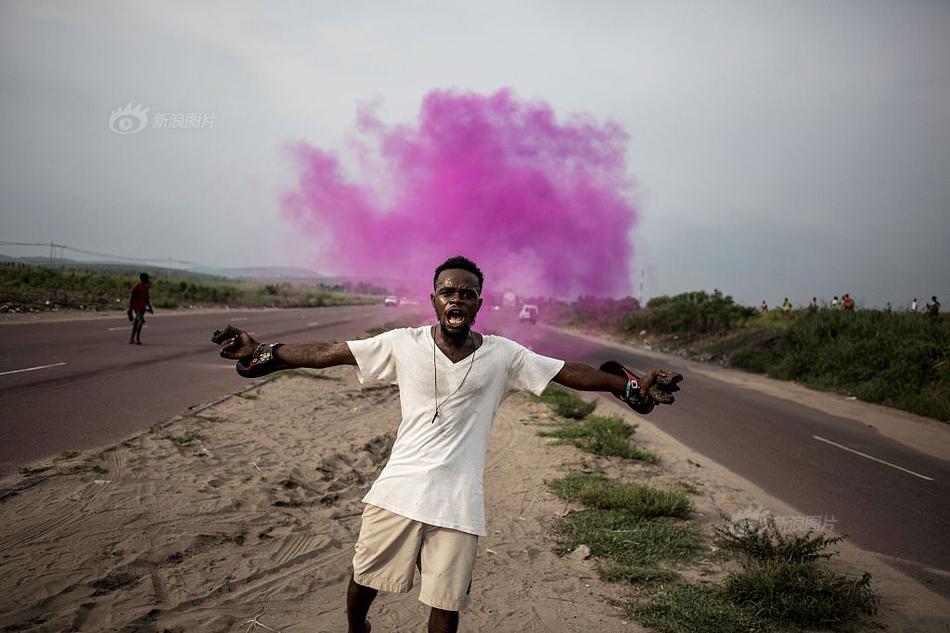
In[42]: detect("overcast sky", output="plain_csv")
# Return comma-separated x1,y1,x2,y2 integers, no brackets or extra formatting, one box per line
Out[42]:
1,0,948,307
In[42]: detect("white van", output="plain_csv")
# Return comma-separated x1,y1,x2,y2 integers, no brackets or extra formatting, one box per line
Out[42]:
518,304,539,323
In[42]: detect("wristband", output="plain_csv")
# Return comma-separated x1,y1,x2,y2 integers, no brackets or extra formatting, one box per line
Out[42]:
236,342,289,378
624,377,642,404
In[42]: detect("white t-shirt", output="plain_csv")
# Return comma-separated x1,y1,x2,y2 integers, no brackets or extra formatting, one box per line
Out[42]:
346,326,565,536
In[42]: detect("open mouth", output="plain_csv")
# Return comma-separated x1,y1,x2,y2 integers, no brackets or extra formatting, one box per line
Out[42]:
445,308,466,327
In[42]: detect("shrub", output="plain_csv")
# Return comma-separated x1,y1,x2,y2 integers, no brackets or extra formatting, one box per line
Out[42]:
621,290,756,339
724,561,878,628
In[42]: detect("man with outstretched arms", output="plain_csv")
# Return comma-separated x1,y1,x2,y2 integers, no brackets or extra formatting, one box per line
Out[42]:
213,256,682,633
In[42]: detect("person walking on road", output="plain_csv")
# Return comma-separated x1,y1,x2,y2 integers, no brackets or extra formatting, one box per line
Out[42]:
128,272,153,345
212,256,683,633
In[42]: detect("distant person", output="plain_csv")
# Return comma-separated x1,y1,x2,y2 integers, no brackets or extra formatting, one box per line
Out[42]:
782,297,792,317
927,296,940,318
128,273,154,345
808,297,818,312
831,296,839,310
911,298,918,312
842,294,855,311
760,300,768,312
885,302,892,312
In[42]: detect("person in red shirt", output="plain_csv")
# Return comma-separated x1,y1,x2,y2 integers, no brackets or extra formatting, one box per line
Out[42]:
128,273,154,344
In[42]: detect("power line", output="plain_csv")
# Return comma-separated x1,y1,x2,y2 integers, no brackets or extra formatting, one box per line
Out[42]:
0,240,198,267
0,240,55,247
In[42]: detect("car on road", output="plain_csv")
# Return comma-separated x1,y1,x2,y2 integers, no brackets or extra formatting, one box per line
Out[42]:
518,304,539,323
384,295,399,307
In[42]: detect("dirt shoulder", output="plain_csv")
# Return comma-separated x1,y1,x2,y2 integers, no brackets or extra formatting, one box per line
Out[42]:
0,360,946,631
0,369,640,632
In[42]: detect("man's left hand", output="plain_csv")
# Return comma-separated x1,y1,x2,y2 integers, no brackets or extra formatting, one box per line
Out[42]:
640,369,683,405
600,361,683,414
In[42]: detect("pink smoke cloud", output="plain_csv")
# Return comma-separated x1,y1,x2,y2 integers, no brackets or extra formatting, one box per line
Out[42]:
282,88,639,299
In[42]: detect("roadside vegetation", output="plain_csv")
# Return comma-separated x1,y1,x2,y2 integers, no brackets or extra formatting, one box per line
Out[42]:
555,290,949,422
533,384,660,463
0,262,378,313
632,519,878,633
532,385,879,632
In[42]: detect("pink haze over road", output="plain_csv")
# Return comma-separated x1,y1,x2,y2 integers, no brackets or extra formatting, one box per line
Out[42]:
282,88,640,299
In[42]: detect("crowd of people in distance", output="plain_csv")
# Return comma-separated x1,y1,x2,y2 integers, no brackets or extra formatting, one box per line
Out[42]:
759,294,941,317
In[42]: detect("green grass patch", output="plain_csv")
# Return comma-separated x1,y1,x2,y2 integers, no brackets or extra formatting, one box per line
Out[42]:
536,383,598,419
599,563,679,585
629,584,767,633
626,517,878,632
724,561,878,628
549,474,693,519
540,414,660,463
632,561,878,633
556,508,703,569
54,450,81,461
238,392,259,400
165,430,202,445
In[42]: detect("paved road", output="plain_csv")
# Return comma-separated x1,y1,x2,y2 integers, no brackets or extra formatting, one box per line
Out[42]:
0,304,408,470
2,307,948,598
491,316,950,599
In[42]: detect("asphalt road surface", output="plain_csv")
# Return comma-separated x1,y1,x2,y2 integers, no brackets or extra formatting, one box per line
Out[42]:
2,306,948,599
0,304,408,471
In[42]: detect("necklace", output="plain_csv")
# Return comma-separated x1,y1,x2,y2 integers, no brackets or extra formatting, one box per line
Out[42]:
431,327,477,423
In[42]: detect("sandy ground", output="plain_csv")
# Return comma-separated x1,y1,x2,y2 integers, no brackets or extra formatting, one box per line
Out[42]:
1,362,948,632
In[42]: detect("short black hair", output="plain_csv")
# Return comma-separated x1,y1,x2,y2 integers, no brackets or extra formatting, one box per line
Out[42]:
433,256,484,290
140,272,150,283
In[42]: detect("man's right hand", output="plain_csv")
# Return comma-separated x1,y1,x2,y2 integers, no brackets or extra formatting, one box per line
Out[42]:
212,325,258,360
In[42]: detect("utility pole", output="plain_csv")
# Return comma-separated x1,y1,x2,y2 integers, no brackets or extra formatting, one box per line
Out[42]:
639,267,645,308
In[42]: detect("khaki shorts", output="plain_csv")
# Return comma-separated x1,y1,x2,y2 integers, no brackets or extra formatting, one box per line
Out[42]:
352,504,478,611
